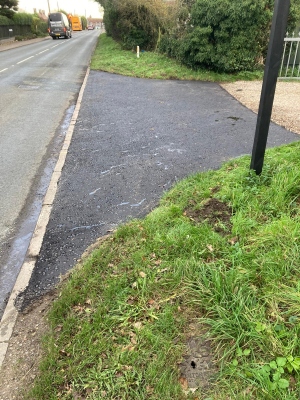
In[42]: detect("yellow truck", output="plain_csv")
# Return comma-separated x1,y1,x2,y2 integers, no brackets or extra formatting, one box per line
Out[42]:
69,16,82,31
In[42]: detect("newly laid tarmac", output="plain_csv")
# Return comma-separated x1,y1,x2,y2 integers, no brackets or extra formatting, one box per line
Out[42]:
21,69,299,307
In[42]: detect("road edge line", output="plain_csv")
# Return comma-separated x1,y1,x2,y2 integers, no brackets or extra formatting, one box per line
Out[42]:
0,66,91,368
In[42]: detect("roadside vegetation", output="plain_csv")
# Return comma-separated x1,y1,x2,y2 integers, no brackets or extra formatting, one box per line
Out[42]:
26,141,300,399
97,0,300,73
90,34,263,82
0,11,48,39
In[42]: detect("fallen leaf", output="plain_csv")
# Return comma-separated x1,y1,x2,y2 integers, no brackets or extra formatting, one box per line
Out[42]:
130,337,137,345
207,244,214,252
157,268,168,273
133,321,142,330
146,385,154,394
229,236,238,245
179,376,188,390
139,271,146,278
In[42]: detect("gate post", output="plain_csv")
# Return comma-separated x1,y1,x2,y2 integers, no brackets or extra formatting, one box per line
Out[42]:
250,0,290,175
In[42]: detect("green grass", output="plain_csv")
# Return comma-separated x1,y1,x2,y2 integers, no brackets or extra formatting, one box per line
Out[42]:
90,34,263,82
26,141,300,399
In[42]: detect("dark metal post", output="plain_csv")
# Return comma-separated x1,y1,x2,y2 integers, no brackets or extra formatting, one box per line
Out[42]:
250,0,290,174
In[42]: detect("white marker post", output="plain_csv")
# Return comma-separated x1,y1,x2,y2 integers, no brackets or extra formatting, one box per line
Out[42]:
137,46,140,58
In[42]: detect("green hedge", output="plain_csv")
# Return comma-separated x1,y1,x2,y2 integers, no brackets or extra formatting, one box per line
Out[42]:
102,0,174,50
13,12,33,25
0,15,13,25
0,12,33,26
159,0,300,73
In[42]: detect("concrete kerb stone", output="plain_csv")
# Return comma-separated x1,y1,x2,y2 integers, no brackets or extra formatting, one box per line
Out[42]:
27,204,53,257
0,260,35,366
0,66,91,369
54,150,68,172
43,172,62,205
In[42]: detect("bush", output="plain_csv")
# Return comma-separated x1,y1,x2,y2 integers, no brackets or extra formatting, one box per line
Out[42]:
15,33,37,41
159,0,300,73
13,12,33,25
0,14,13,25
81,16,87,30
31,15,48,36
101,0,176,50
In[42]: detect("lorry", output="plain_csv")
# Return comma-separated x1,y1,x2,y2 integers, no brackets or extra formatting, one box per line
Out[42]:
69,16,83,31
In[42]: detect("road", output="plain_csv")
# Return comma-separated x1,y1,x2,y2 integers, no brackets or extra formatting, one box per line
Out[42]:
0,30,100,315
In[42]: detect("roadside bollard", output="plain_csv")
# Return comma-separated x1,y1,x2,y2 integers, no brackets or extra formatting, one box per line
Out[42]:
137,46,140,58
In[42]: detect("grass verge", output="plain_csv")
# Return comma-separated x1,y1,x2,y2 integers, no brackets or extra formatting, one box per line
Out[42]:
90,34,263,82
27,141,300,399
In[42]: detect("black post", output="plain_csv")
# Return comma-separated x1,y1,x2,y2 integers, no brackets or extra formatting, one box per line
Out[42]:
250,0,290,175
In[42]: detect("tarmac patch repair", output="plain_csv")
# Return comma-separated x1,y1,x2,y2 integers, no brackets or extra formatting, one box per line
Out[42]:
179,326,216,392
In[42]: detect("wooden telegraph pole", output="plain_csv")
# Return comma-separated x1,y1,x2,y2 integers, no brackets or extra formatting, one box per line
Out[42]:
250,0,290,175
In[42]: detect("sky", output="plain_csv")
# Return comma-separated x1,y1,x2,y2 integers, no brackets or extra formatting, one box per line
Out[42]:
18,0,103,18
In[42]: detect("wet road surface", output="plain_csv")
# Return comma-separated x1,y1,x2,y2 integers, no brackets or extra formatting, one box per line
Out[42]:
0,31,100,315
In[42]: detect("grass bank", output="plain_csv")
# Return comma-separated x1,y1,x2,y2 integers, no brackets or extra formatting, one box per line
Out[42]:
90,34,263,82
27,141,300,399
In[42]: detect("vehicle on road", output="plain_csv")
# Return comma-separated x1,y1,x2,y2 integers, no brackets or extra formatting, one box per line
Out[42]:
87,24,94,30
70,15,83,31
48,12,72,39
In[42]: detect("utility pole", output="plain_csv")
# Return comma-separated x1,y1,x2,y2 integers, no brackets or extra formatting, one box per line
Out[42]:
250,0,290,174
47,0,51,14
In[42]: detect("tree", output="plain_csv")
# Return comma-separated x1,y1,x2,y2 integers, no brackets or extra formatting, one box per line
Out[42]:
0,0,18,19
81,15,87,30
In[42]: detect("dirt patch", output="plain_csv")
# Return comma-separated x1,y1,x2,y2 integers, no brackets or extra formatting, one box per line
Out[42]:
185,197,233,235
0,291,55,400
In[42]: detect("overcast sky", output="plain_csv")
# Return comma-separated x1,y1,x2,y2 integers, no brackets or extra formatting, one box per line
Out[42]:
18,0,103,18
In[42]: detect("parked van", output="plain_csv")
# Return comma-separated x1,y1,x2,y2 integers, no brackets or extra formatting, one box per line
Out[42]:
48,12,72,40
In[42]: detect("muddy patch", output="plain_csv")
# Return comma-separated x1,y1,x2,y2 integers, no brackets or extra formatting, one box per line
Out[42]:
184,197,233,235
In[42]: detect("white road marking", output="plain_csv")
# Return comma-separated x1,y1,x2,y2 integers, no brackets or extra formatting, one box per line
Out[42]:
17,56,34,64
38,49,49,54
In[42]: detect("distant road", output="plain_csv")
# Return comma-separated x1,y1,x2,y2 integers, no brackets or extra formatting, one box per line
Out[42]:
0,29,100,314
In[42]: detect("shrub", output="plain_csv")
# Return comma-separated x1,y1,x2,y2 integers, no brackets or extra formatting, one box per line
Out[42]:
13,12,33,25
159,0,300,73
14,33,37,41
31,14,48,36
101,0,176,50
81,16,87,30
0,14,13,25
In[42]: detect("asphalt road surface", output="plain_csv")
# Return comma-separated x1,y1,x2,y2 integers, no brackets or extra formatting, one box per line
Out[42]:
19,70,300,309
0,30,100,315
